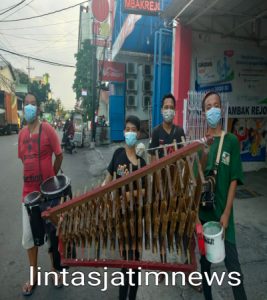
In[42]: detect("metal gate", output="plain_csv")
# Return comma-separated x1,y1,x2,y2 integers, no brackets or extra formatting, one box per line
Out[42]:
183,91,229,141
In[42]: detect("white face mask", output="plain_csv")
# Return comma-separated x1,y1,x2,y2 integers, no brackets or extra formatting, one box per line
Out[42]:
162,109,175,123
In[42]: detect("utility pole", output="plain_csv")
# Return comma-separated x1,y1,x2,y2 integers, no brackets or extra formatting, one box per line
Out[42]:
90,22,97,148
26,57,34,92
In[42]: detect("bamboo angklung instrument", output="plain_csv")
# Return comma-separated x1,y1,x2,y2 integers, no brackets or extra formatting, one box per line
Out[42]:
42,140,209,271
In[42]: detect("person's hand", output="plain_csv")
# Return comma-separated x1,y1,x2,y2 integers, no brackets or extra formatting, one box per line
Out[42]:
220,212,230,239
195,218,203,239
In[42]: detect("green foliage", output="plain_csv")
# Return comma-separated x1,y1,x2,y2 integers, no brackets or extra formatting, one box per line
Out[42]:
15,69,29,84
73,39,94,117
45,99,57,115
28,80,50,105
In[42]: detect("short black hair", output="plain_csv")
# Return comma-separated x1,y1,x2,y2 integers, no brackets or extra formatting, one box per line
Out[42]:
24,92,39,106
161,93,176,108
125,115,140,131
202,91,221,111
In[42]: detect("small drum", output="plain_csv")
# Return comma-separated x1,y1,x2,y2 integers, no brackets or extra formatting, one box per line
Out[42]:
24,191,46,247
40,174,72,201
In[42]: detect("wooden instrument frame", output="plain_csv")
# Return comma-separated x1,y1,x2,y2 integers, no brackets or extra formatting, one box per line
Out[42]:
43,141,206,272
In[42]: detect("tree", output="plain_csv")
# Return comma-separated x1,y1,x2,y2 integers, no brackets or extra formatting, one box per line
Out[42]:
29,80,50,104
73,39,94,118
15,69,29,85
45,99,57,115
15,69,51,105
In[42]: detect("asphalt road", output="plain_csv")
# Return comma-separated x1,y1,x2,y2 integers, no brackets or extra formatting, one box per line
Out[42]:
0,132,116,300
1,132,267,300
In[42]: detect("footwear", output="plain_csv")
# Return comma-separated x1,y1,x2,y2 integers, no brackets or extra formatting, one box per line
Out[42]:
158,273,166,283
22,281,37,296
50,272,63,288
186,278,203,293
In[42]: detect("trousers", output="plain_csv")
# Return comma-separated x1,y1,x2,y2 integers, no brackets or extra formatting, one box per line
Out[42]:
200,240,247,300
119,250,140,300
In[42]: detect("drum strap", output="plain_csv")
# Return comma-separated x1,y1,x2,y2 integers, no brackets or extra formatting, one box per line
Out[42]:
38,123,43,183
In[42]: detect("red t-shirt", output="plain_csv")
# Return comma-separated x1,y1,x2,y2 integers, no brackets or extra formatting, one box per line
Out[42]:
18,122,62,201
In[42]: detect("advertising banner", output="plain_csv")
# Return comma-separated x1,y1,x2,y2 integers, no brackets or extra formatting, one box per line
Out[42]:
195,49,267,118
123,0,160,15
99,61,125,82
193,46,267,164
229,118,267,162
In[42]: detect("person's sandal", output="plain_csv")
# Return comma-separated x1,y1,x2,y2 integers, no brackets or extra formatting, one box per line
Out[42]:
22,281,37,296
186,278,203,293
158,273,166,283
51,272,63,288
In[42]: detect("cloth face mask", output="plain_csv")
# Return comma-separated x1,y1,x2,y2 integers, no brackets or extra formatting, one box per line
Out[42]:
24,104,37,124
162,109,175,123
125,131,137,147
206,107,221,128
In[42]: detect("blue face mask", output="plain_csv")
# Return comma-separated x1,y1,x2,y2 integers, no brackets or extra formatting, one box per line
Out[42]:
125,131,137,147
206,107,221,128
24,104,37,123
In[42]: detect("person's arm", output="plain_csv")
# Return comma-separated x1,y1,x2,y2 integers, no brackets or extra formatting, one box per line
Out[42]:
220,179,237,229
220,135,243,230
102,172,112,186
148,127,158,162
102,149,117,186
45,123,63,174
53,153,63,175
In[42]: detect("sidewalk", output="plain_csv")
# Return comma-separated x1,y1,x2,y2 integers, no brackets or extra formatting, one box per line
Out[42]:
87,143,267,300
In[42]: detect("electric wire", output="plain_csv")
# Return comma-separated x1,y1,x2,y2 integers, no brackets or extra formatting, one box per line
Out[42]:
0,36,25,68
0,47,75,67
0,1,88,22
0,32,76,42
0,1,26,16
0,19,79,30
1,0,34,20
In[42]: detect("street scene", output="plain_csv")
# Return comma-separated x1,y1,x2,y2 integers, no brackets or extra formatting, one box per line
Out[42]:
1,0,267,300
0,133,267,300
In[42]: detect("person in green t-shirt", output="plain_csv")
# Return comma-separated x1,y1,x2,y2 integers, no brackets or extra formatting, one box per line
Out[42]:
198,91,247,300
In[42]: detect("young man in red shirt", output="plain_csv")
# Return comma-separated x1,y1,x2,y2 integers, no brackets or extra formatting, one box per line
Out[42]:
18,93,63,295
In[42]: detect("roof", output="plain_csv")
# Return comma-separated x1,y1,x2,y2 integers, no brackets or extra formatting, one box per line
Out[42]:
0,59,16,81
161,0,267,46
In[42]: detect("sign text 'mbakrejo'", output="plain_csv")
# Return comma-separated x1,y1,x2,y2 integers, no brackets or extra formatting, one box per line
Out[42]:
123,0,160,16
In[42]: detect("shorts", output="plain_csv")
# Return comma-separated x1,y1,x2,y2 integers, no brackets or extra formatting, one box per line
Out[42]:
22,203,35,250
22,198,60,250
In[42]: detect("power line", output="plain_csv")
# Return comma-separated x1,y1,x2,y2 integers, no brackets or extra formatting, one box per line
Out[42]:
0,36,25,68
0,19,78,30
0,1,26,16
1,0,34,20
0,32,76,42
0,3,18,13
0,53,10,65
0,1,88,22
0,47,75,68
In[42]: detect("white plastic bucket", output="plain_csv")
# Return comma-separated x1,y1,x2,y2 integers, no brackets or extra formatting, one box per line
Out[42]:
203,221,225,263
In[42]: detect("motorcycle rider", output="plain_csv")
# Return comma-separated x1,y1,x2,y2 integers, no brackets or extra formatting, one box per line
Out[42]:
62,115,75,152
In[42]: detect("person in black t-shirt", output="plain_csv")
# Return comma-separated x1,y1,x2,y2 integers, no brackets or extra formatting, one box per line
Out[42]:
148,93,185,282
102,115,146,300
103,116,146,183
149,93,185,161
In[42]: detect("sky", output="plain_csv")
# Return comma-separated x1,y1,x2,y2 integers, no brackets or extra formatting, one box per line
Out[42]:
0,0,85,110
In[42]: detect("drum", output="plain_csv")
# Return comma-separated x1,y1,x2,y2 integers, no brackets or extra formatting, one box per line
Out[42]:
40,174,72,201
24,191,46,247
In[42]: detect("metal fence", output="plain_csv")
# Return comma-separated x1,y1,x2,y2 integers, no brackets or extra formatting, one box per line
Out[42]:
183,91,229,141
